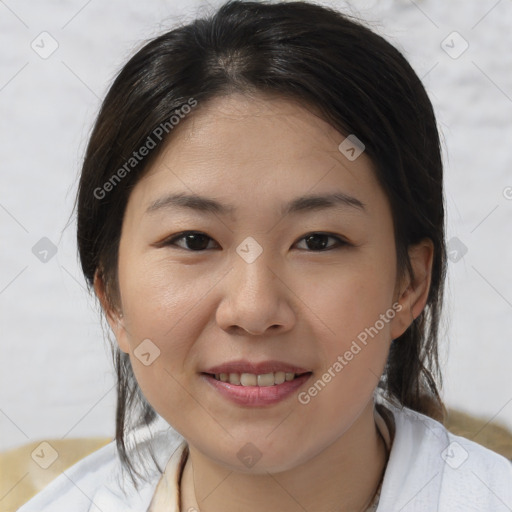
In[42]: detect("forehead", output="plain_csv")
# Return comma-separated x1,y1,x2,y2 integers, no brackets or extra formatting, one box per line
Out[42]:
126,93,387,221
169,93,348,165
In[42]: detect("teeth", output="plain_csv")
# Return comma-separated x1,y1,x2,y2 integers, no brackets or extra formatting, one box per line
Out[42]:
257,373,274,387
274,371,286,385
240,373,258,386
229,373,241,385
213,371,301,386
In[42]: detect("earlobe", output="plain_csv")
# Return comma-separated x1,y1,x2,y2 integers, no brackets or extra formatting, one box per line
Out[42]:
390,238,434,340
93,270,131,354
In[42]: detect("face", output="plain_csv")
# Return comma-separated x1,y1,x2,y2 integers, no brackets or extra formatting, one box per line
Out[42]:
100,93,428,473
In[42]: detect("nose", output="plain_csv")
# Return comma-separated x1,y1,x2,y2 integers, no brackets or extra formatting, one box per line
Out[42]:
215,249,296,336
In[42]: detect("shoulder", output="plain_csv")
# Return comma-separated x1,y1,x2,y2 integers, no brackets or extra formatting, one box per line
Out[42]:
16,438,120,511
378,401,512,512
17,419,184,512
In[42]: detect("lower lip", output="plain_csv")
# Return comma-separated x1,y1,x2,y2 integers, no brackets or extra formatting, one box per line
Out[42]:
202,373,312,406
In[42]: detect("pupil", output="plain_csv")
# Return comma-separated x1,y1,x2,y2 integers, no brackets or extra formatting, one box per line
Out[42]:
306,234,328,250
187,233,209,250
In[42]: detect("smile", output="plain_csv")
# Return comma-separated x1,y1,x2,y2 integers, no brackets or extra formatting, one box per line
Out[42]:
202,371,312,406
209,371,307,386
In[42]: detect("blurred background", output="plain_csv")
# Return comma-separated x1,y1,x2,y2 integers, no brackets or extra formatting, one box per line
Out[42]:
1,0,511,453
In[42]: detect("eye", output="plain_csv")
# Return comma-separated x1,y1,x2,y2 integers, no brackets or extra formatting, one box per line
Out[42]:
294,232,348,251
162,231,218,251
159,231,349,252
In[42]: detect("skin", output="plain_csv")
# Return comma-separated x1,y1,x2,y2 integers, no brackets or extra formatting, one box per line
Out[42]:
95,93,433,512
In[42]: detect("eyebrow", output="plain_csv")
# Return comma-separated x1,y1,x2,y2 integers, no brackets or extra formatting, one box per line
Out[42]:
145,191,366,217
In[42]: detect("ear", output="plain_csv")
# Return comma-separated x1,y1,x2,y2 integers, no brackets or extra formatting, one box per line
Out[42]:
390,238,434,340
93,269,131,354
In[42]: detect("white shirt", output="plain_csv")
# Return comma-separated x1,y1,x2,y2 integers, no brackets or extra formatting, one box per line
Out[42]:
17,400,512,511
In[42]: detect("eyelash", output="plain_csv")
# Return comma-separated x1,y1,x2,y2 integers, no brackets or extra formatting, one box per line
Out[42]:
159,231,350,252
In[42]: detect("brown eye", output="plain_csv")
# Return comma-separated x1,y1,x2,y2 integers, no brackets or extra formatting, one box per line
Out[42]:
295,233,347,251
164,231,218,251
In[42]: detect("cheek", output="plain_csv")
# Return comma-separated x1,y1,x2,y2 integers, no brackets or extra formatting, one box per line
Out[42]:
115,256,213,414
292,256,396,412
116,250,256,424
293,268,395,440
301,257,397,344
120,294,220,446
119,254,210,344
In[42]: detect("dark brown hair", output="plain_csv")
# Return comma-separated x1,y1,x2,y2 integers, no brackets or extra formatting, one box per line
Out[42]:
76,0,447,485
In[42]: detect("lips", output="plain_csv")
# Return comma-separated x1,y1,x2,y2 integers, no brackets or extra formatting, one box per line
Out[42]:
201,360,312,406
202,372,312,406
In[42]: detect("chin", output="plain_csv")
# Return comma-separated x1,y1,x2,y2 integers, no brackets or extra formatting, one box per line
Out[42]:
203,442,310,475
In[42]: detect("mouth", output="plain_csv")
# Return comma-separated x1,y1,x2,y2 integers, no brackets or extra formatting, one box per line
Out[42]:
200,360,313,406
203,371,312,387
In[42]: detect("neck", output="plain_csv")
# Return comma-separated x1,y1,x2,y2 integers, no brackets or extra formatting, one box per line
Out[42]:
180,401,388,512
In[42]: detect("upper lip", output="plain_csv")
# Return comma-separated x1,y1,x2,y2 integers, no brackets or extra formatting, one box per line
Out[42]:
203,360,311,375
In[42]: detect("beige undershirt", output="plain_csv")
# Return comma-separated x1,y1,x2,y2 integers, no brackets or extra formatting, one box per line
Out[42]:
147,405,394,512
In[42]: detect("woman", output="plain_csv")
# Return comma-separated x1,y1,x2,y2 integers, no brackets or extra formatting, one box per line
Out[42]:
19,1,512,511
